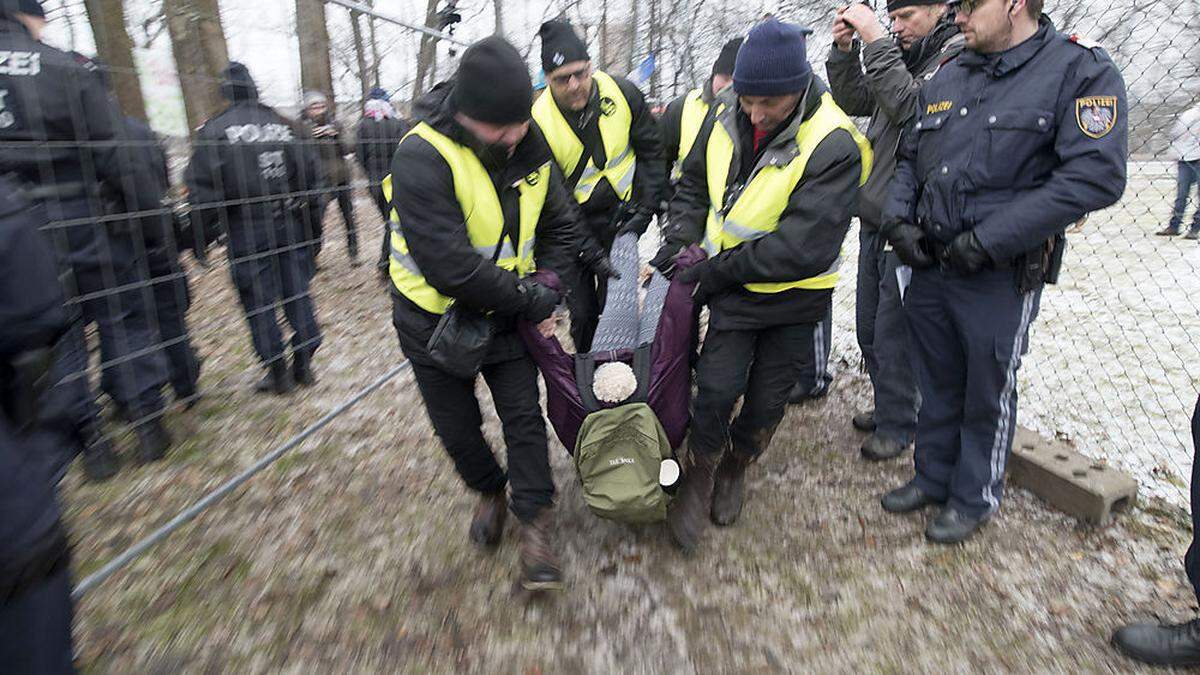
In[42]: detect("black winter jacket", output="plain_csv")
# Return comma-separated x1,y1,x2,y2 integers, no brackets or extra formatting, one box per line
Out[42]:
666,77,863,330
356,115,412,182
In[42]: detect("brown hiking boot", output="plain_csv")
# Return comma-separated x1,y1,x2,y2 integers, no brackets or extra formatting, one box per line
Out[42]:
468,489,507,548
667,450,718,552
519,507,563,591
710,451,753,527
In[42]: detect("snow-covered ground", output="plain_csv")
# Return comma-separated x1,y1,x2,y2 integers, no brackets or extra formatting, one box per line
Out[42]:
823,160,1199,507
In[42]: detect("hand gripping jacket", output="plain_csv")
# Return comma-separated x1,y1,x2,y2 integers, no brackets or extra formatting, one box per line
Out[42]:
382,122,551,314
703,91,873,293
533,70,637,204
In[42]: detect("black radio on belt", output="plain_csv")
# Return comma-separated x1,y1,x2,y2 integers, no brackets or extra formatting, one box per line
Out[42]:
1016,234,1065,293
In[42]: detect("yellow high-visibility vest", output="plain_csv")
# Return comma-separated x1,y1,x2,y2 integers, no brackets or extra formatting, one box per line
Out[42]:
383,122,550,314
672,88,709,181
532,70,636,204
703,91,872,294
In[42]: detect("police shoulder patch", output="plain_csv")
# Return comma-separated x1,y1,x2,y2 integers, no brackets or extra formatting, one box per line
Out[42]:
1076,95,1118,139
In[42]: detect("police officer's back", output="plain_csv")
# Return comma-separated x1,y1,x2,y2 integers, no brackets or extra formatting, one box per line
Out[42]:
879,0,1127,543
186,62,325,394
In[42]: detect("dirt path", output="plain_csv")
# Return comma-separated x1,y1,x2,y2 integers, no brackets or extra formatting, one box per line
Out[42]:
63,198,1199,673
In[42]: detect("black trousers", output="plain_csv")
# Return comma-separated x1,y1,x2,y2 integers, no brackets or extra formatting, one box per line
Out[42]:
1182,394,1200,605
315,183,358,257
691,323,815,459
368,183,391,270
392,299,554,523
0,568,74,674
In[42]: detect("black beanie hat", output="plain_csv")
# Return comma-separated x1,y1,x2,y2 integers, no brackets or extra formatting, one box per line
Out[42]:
220,62,260,102
886,0,945,12
453,36,533,125
538,20,589,75
713,38,744,77
1,0,44,18
733,19,813,97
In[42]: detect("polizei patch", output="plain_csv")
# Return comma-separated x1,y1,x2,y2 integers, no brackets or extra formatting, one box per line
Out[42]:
1076,96,1118,139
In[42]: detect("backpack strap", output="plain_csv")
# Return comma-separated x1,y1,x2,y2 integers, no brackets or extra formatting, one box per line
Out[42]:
630,344,652,403
574,353,603,413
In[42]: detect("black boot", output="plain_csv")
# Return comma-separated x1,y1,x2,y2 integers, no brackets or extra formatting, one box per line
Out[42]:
469,489,507,548
81,433,119,482
292,352,316,387
667,451,718,552
1156,226,1181,236
925,506,987,544
851,409,876,432
519,507,563,591
1112,619,1200,667
135,419,171,464
256,361,294,395
710,451,753,526
881,481,941,514
860,434,910,462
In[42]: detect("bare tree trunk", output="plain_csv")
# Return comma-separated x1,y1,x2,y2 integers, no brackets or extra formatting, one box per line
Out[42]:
83,0,147,120
350,10,370,102
599,0,608,70
493,0,504,37
368,11,382,86
295,0,334,99
648,0,659,98
626,0,638,75
412,0,439,104
163,0,229,132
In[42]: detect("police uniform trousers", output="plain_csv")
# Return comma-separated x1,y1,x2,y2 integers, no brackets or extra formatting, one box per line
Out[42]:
691,321,816,460
142,243,200,400
856,227,920,442
905,265,1041,518
46,198,167,421
226,212,322,367
1181,393,1200,605
391,294,554,523
0,567,74,675
792,298,833,400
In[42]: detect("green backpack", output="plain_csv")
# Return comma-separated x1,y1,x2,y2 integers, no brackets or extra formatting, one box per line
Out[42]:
574,402,672,523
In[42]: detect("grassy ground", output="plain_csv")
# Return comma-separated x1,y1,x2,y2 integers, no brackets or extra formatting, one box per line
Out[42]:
63,197,1200,673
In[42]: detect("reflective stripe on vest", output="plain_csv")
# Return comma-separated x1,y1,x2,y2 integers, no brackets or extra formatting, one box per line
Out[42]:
672,88,709,182
532,70,636,204
383,123,550,315
703,91,873,294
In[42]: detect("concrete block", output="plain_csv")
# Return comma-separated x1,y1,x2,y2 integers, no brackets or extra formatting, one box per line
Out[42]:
1007,426,1138,525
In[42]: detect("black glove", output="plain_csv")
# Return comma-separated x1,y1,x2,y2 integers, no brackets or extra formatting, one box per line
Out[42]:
676,252,736,302
650,244,682,278
617,208,654,236
518,278,560,323
590,257,622,280
941,231,991,275
888,223,935,269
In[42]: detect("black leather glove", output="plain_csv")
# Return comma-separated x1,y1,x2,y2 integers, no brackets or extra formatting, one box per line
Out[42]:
590,257,622,280
518,278,560,323
942,231,991,275
617,207,654,236
676,252,736,302
888,223,936,269
650,244,683,278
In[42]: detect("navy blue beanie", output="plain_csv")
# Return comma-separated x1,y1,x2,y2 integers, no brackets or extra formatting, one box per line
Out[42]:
367,87,389,101
733,19,813,97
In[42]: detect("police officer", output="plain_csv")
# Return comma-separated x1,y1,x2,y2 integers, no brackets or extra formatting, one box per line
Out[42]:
658,19,871,551
355,87,412,278
386,37,588,591
661,38,742,183
879,0,1127,543
1111,394,1200,667
533,20,665,353
185,63,325,395
826,0,963,460
0,0,172,464
0,176,78,675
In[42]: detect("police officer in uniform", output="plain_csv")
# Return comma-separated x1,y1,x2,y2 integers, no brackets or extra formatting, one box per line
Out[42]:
533,20,665,353
879,0,1127,543
185,62,325,395
0,0,172,464
0,176,78,674
387,37,589,591
825,0,963,460
658,19,871,551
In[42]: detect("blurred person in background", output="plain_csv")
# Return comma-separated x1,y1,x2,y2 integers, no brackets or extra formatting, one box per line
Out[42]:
825,0,962,460
356,87,412,279
186,63,325,395
1156,103,1200,240
301,90,359,265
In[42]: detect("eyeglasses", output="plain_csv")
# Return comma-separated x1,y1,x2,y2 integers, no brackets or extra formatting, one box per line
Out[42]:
549,66,591,87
